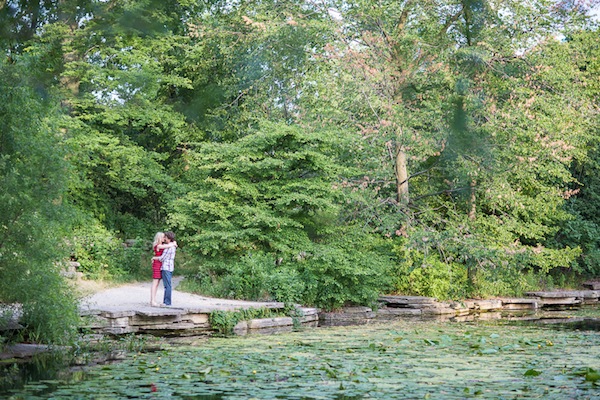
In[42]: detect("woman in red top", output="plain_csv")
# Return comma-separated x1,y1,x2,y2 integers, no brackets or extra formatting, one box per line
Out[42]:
150,232,177,307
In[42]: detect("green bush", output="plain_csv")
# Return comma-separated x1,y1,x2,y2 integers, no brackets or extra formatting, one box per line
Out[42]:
298,230,394,310
182,229,393,310
69,222,128,279
19,268,79,345
121,238,150,279
393,251,469,300
183,252,305,303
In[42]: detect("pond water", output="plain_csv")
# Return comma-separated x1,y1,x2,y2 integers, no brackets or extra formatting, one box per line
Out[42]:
2,315,600,399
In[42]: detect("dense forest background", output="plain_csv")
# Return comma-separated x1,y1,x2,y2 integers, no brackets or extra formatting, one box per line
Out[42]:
1,0,599,343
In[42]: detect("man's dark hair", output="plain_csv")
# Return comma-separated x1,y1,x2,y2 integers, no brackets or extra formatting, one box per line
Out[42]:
165,231,176,241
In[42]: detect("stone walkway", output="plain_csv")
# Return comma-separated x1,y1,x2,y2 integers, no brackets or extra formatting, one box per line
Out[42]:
79,276,284,315
77,277,317,335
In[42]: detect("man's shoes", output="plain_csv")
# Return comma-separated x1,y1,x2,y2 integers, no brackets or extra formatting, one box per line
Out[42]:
160,303,172,307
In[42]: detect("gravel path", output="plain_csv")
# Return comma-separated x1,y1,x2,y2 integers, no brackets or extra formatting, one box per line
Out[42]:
79,277,283,313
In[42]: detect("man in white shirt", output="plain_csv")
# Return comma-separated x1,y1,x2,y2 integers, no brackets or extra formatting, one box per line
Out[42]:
155,231,177,306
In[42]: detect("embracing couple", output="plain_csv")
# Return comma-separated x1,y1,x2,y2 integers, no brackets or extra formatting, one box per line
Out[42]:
151,231,177,307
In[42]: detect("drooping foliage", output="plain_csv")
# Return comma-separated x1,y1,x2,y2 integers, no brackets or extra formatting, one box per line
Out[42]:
0,60,78,344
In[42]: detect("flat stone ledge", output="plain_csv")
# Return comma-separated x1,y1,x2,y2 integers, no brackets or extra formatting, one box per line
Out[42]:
137,322,198,330
458,299,503,311
583,281,600,290
319,307,375,326
375,308,422,318
379,296,438,306
136,308,186,317
100,310,137,318
499,298,540,310
539,297,582,306
319,307,375,320
298,307,319,316
298,314,318,323
131,314,182,326
525,290,599,299
500,298,540,304
247,317,294,330
0,344,63,360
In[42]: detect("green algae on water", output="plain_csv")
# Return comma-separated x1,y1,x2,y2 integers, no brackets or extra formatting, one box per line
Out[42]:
6,320,600,399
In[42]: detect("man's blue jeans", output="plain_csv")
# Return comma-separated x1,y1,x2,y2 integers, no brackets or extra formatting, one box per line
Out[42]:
161,270,172,306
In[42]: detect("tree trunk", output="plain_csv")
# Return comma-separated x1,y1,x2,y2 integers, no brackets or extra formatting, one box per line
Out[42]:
396,147,409,205
468,178,476,220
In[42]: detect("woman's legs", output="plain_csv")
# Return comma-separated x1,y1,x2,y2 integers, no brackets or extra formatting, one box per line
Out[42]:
151,278,161,306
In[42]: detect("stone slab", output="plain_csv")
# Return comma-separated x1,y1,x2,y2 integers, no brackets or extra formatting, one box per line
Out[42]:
108,317,131,327
100,310,136,318
105,326,137,335
135,322,198,330
375,308,422,317
420,307,459,316
502,303,538,310
338,306,374,314
378,296,438,306
582,281,600,290
319,310,375,320
298,314,319,323
500,298,540,304
298,308,319,316
185,314,209,324
248,317,294,329
233,321,248,335
525,291,599,299
451,299,503,311
79,309,102,317
473,299,503,311
136,308,186,317
539,297,581,306
131,314,182,326
0,344,60,360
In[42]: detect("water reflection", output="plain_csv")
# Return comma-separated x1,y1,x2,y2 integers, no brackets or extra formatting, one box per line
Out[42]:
0,349,128,396
0,352,75,394
531,317,600,331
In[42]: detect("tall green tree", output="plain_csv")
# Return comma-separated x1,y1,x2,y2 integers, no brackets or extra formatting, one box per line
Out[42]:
318,0,598,295
0,60,78,344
